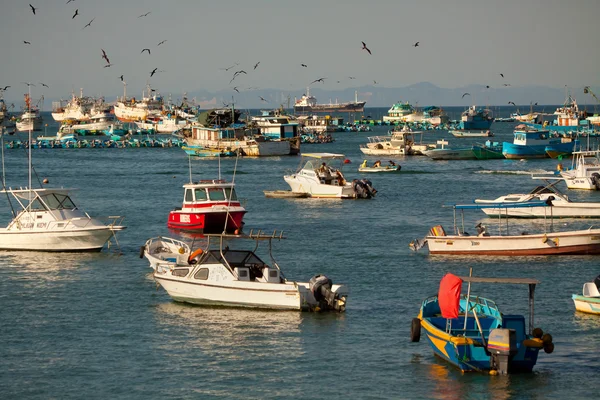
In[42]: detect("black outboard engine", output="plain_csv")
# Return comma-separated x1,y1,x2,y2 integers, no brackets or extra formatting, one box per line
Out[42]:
352,179,367,198
309,274,346,312
592,173,600,190
360,179,377,198
594,274,600,292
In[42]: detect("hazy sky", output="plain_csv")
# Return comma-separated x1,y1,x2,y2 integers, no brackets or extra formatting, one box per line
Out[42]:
1,0,599,104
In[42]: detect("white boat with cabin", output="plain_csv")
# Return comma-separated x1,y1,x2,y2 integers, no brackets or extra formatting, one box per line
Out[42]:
144,230,348,311
114,84,163,122
559,150,600,190
360,125,429,156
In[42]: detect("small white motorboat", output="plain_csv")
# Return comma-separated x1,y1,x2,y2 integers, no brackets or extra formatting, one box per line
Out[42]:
572,275,600,315
143,230,348,312
358,161,401,173
559,150,600,190
449,130,494,138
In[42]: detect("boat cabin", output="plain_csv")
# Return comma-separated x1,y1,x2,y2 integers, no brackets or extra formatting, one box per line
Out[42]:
182,180,239,205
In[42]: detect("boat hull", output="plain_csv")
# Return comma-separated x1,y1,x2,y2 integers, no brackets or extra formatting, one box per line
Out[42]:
167,209,246,233
358,166,401,173
294,102,365,114
572,295,600,314
284,174,356,198
0,227,118,251
472,145,505,160
427,229,600,255
423,148,476,160
477,202,600,218
449,130,492,138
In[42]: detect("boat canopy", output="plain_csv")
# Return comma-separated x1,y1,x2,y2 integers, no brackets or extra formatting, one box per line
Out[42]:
1,188,73,197
301,152,345,159
445,201,551,210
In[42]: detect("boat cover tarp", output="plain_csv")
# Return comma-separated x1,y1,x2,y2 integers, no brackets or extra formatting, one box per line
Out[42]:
438,273,463,319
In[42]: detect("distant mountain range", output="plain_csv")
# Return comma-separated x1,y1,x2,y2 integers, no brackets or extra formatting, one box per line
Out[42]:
182,82,598,109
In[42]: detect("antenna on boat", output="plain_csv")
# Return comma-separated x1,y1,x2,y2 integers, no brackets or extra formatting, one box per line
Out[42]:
222,150,240,235
26,82,32,202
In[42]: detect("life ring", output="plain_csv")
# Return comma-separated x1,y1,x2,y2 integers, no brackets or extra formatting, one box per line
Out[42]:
188,248,203,264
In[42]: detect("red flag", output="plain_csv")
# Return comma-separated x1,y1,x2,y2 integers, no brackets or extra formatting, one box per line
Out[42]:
438,273,463,319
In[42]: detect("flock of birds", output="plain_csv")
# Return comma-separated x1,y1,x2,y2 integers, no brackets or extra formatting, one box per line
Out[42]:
7,5,527,108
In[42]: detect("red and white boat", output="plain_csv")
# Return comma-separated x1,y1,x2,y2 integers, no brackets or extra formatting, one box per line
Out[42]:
167,180,246,233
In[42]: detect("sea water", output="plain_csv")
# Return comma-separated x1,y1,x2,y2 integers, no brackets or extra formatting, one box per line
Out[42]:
0,111,599,399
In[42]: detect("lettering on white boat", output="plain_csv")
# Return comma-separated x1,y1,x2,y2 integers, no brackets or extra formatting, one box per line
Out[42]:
470,241,480,246
181,214,190,223
446,241,453,245
592,236,600,241
36,223,46,228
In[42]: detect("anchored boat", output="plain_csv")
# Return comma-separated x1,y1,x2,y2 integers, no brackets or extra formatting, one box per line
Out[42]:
572,275,600,315
413,272,554,374
143,230,348,311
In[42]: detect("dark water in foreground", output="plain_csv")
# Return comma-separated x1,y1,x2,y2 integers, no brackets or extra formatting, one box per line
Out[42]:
0,118,599,399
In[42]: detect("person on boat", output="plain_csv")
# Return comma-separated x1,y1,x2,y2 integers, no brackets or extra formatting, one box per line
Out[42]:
388,160,396,166
360,160,368,168
373,160,381,167
335,169,345,185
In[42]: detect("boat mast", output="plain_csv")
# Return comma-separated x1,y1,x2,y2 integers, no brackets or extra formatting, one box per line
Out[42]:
27,82,32,202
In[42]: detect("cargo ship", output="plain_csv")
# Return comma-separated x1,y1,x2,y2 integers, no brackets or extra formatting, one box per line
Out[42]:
294,88,365,113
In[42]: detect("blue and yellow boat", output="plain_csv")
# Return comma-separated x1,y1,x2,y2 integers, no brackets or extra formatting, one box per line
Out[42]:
412,273,554,374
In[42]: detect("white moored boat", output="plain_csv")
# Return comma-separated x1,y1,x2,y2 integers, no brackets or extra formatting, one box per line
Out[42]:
144,230,348,312
572,275,600,315
559,150,600,190
410,202,600,256
114,84,163,122
284,153,376,198
474,182,600,218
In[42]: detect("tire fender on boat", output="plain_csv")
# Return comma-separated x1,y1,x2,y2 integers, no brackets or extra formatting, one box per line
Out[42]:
139,245,146,259
410,318,421,342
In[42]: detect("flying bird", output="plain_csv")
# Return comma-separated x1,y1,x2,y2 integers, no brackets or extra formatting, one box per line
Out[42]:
150,68,158,77
29,4,37,15
66,0,75,3
413,42,420,47
310,78,326,84
141,48,151,54
349,76,356,79
83,18,95,29
462,92,471,98
39,82,49,88
233,87,239,93
72,9,78,19
220,63,238,71
103,64,112,68
301,63,307,67
101,49,110,64
157,40,167,46
119,75,124,82
21,82,36,87
508,101,516,106
23,41,31,45
229,70,247,84
503,83,511,86
373,80,378,85
500,73,504,78
0,86,10,91
534,102,538,105
361,41,371,55
138,11,151,18
254,61,260,70
485,85,490,89
259,96,268,102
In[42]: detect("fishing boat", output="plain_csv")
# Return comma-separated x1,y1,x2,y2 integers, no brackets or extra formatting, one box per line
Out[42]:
144,230,349,312
413,272,553,374
559,150,600,190
423,140,476,160
360,125,427,156
250,109,301,155
294,88,365,113
15,94,43,132
182,145,236,158
409,201,600,255
167,179,246,233
284,153,376,199
186,108,291,156
459,105,493,131
471,141,505,160
449,130,493,138
382,101,416,123
114,83,163,122
524,93,588,133
572,275,600,315
51,89,96,122
358,160,401,173
475,181,600,218
502,126,577,159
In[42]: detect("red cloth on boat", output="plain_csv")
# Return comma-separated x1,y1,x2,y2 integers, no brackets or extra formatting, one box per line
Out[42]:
438,273,463,319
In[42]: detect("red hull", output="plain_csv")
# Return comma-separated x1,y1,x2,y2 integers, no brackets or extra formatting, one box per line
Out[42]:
167,210,246,233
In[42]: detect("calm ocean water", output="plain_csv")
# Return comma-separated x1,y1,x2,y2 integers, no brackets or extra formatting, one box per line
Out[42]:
1,110,599,399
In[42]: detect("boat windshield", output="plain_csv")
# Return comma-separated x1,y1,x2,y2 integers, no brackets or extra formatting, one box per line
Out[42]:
225,188,238,201
38,193,76,210
207,187,226,201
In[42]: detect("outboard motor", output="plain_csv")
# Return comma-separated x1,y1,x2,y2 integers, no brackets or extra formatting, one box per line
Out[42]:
309,274,346,312
594,274,600,292
488,328,518,375
592,173,600,190
352,179,367,198
360,179,377,198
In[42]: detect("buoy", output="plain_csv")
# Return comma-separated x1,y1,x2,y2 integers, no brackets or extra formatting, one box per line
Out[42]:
234,228,240,235
489,369,499,376
533,327,544,338
344,159,351,164
43,178,49,184
178,247,186,254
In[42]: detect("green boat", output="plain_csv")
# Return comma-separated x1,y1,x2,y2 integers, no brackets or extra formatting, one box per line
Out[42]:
472,141,505,160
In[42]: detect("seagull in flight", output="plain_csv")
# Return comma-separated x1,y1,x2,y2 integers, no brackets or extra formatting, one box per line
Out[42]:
301,63,307,67
485,85,490,89
229,70,247,84
21,82,36,87
67,0,75,3
254,61,260,70
310,78,326,84
508,101,516,106
23,40,31,45
157,40,167,46
259,96,268,102
502,83,511,86
373,80,378,85
500,73,504,78
119,75,124,82
462,92,471,98
83,18,95,29
150,68,158,77
0,86,10,91
101,49,110,64
220,63,238,71
349,76,356,79
39,82,49,88
361,41,371,55
29,4,37,15
413,41,420,47
233,87,239,93
141,48,151,55
138,11,151,18
72,9,79,19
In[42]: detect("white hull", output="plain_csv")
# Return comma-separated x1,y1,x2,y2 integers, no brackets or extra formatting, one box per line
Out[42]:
135,119,188,133
186,138,290,156
114,102,148,122
52,110,89,122
449,130,493,138
476,201,600,218
426,228,600,255
0,227,117,251
562,176,599,190
284,174,355,198
16,118,43,132
358,166,400,173
359,147,405,156
572,297,600,314
560,150,600,190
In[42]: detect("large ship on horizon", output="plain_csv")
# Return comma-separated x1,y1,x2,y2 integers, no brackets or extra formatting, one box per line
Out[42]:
294,88,365,113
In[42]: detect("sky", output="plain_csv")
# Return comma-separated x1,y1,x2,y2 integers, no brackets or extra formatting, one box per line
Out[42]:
1,0,599,106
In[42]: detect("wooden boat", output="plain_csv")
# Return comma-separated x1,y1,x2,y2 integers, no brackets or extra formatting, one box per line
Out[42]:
559,150,600,190
572,275,600,315
144,230,349,311
449,130,493,138
263,190,309,198
409,202,600,255
474,180,600,218
168,179,246,233
413,272,553,374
